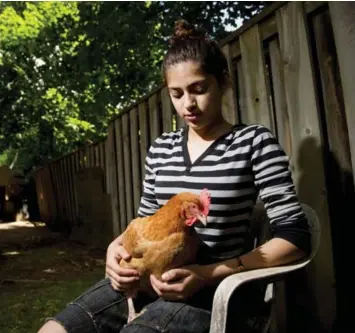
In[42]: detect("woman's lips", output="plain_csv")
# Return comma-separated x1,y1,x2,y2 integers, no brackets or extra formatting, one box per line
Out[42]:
185,113,201,122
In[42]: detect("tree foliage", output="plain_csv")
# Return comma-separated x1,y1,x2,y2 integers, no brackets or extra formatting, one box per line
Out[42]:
0,1,266,174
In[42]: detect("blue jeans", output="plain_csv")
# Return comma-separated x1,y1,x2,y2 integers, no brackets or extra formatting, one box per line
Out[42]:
48,278,214,333
48,278,266,333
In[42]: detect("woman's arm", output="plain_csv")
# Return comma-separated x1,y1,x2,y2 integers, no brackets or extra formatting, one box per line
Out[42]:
197,237,306,286
150,237,306,300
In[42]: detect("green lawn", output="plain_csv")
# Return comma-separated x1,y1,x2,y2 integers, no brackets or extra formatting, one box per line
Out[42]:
0,240,106,333
0,278,102,333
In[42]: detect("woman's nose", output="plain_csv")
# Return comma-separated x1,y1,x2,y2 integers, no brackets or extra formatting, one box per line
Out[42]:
184,95,197,111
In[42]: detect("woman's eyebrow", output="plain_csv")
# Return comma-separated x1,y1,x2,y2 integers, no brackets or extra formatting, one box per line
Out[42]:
168,79,208,90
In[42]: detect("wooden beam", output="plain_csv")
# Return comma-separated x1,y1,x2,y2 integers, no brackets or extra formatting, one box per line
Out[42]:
329,2,355,186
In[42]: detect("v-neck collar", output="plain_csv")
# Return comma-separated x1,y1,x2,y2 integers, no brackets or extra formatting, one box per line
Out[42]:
181,124,242,171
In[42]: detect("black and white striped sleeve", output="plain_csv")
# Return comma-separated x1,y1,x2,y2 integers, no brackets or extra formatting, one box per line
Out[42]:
137,143,159,218
251,125,311,254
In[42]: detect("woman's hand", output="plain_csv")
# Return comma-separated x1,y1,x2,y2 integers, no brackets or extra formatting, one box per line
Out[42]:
150,265,206,301
105,237,140,292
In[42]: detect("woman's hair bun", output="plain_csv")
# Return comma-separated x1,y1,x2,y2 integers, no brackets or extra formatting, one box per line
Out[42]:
169,19,207,45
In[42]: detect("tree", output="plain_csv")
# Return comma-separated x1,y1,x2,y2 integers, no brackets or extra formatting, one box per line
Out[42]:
0,1,266,174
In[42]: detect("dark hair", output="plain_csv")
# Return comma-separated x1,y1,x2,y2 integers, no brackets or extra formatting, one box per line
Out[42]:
162,20,229,86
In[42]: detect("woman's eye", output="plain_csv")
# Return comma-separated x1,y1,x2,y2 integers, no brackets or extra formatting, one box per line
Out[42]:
194,85,207,94
170,91,182,99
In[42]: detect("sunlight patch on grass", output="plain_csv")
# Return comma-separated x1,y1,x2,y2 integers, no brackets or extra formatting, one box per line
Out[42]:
2,251,22,256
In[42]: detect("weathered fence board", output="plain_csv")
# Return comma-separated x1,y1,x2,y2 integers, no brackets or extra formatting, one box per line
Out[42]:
130,108,142,217
269,38,292,156
161,87,174,133
122,113,134,223
276,2,336,331
222,43,239,125
114,118,128,233
106,124,120,237
329,2,355,186
240,25,274,131
312,8,352,323
149,94,161,143
139,102,150,182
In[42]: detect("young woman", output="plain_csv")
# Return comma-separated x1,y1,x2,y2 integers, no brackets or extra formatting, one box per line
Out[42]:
38,20,311,333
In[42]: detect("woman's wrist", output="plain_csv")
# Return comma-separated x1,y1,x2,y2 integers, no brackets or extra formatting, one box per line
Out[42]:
196,257,247,286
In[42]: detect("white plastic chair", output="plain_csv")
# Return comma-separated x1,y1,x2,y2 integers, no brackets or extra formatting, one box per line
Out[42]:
209,203,321,333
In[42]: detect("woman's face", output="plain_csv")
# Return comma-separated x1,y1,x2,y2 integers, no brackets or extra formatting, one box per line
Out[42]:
165,61,225,131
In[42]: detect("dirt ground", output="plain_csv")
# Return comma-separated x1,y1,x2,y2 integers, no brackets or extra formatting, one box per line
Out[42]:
0,221,107,333
0,220,106,281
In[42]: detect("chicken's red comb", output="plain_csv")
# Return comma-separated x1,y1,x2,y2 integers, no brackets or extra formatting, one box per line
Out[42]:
200,188,211,215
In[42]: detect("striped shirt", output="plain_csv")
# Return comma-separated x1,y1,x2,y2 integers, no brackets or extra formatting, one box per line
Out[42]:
137,124,310,261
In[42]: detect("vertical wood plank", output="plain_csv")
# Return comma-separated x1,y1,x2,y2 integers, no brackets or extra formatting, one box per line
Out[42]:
149,94,161,142
56,160,64,221
105,133,112,196
41,169,49,222
130,108,142,216
114,118,127,233
50,163,62,221
106,124,120,237
94,144,99,167
139,102,150,182
269,39,292,156
34,170,45,221
236,59,247,122
89,146,94,167
313,9,353,323
64,156,74,224
79,149,85,170
63,158,72,223
240,25,274,132
57,160,68,222
99,142,105,173
84,144,90,168
70,153,78,222
74,150,80,172
44,166,57,223
276,3,336,332
222,43,239,125
122,113,134,223
329,2,355,186
161,87,173,133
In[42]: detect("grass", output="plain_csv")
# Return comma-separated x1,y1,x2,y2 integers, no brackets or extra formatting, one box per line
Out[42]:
0,278,102,333
0,235,106,333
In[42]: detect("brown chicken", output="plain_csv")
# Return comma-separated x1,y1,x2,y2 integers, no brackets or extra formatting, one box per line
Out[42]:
119,189,211,322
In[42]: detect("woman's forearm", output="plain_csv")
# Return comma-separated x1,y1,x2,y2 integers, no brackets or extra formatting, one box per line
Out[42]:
199,238,307,286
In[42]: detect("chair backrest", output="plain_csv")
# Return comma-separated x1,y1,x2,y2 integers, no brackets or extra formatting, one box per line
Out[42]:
249,201,321,307
300,203,321,261
250,201,321,260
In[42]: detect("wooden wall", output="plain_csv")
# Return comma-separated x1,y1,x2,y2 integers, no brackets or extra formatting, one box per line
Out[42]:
32,2,355,332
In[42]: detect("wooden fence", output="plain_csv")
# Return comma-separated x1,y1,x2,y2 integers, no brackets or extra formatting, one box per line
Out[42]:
32,1,355,332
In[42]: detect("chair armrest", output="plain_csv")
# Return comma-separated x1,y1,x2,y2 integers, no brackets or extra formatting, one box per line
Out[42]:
209,259,311,333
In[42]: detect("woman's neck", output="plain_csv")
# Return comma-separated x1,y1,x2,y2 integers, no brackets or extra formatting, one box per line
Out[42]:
188,115,233,142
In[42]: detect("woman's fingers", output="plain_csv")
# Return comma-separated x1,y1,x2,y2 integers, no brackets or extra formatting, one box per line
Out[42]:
105,240,140,292
106,265,139,292
115,245,131,261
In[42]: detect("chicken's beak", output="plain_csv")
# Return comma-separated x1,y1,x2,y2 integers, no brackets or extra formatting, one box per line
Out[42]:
197,213,207,226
